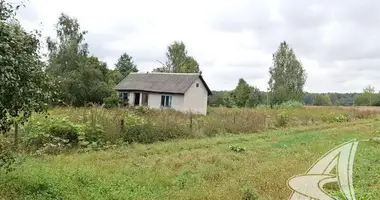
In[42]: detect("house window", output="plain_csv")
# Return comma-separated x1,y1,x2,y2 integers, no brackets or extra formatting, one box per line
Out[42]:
161,95,172,107
196,83,199,87
119,92,129,100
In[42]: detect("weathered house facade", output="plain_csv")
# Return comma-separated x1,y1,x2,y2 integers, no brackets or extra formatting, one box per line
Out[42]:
115,72,212,115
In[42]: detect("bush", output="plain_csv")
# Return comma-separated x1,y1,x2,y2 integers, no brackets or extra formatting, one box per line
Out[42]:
103,93,120,108
22,116,80,154
81,123,105,144
334,115,348,123
47,118,79,145
241,187,260,200
276,112,291,127
321,112,348,123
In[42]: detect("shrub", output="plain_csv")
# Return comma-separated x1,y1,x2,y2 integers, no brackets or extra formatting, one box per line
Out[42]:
80,123,105,144
22,116,80,153
241,187,260,200
47,118,79,145
103,93,120,108
276,112,291,127
334,115,348,123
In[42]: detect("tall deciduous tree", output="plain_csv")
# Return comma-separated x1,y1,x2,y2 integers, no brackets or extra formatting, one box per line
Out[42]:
363,85,375,105
153,41,200,73
46,13,112,106
245,86,262,108
315,94,332,106
231,78,251,107
355,85,377,106
222,92,236,108
268,41,307,105
115,53,138,77
0,0,54,151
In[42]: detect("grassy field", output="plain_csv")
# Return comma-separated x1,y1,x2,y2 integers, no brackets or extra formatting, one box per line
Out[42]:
1,115,380,199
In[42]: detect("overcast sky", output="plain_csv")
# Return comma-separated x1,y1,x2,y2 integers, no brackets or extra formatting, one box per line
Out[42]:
13,0,380,92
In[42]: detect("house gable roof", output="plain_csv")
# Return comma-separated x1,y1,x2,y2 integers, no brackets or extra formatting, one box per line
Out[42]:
115,72,212,95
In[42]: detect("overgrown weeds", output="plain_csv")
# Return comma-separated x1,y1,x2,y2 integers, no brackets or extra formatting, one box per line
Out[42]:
13,105,380,155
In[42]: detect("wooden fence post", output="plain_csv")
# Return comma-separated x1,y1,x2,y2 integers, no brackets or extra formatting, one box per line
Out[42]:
120,118,125,132
189,112,193,131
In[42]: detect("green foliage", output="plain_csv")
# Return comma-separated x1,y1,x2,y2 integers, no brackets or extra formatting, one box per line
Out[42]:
213,80,262,108
153,41,200,73
121,111,191,144
46,13,113,106
124,112,146,126
0,1,54,132
47,118,79,144
80,123,105,144
23,113,111,153
103,93,120,108
321,112,348,123
314,94,332,106
268,41,307,105
245,87,262,108
115,53,138,77
232,79,251,107
107,70,124,85
22,116,80,154
355,85,379,106
276,112,291,127
0,138,16,173
241,187,260,200
222,92,236,108
122,121,189,144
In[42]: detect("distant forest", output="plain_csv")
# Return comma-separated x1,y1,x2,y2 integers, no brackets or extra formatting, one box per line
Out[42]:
208,90,380,107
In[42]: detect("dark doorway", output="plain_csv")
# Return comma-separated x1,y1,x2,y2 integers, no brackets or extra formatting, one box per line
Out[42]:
134,93,140,106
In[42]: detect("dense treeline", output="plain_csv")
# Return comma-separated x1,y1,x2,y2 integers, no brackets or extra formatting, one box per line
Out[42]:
209,90,380,107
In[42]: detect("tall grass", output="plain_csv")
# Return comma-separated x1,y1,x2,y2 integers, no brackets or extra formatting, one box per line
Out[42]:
19,105,380,148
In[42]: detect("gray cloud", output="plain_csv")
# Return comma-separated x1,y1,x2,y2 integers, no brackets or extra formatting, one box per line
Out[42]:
211,0,380,92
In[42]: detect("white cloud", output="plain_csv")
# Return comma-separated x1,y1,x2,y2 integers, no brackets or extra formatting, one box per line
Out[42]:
11,0,380,93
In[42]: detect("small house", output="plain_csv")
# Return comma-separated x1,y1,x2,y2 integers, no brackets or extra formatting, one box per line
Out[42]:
115,72,212,115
